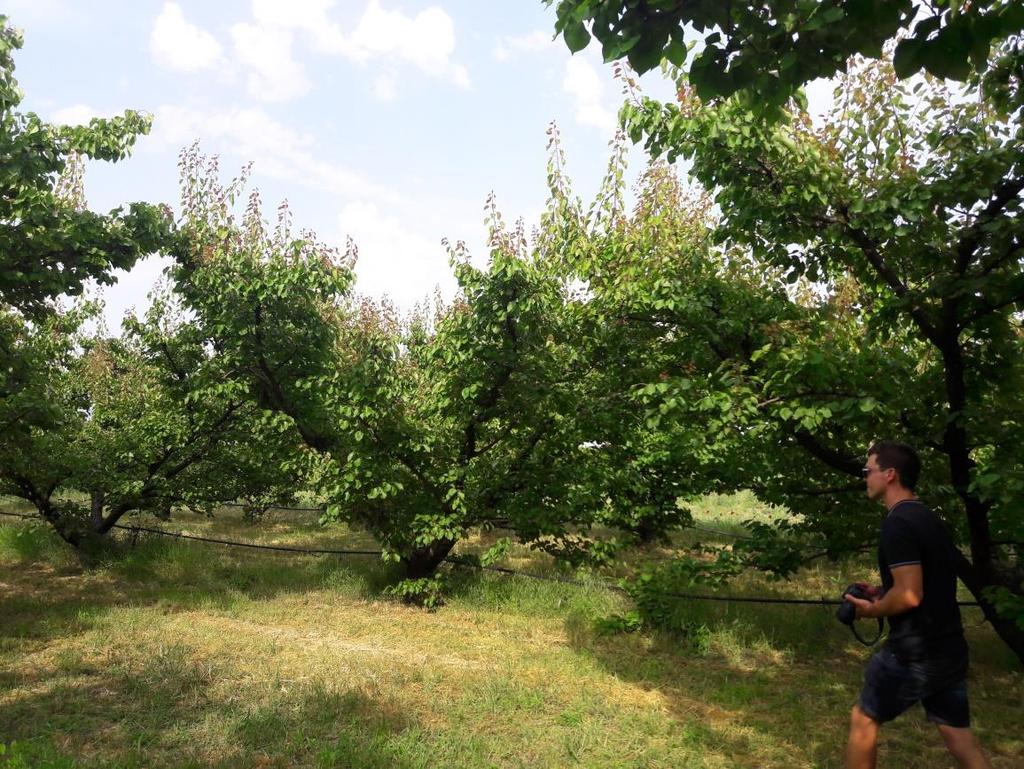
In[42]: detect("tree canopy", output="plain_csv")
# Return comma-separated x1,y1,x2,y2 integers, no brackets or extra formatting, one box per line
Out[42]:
0,16,170,317
168,139,707,602
592,47,1024,660
549,0,1024,107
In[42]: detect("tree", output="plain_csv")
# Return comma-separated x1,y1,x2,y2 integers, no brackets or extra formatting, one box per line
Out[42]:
549,0,1024,106
0,16,169,317
541,135,763,546
171,144,692,600
609,50,1024,661
0,13,182,552
0,291,307,558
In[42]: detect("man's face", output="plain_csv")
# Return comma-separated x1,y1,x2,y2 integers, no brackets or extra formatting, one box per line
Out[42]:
863,454,891,502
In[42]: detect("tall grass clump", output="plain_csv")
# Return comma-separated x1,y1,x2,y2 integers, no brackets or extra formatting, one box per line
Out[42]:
618,555,848,659
448,567,626,621
0,520,69,565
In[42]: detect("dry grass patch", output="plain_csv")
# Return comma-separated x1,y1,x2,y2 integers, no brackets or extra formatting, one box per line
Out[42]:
1,507,1021,769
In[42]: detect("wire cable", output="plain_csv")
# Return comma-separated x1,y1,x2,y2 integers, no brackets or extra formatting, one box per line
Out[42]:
0,509,983,608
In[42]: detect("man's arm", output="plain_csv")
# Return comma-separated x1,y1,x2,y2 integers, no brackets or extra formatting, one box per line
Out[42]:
845,564,923,619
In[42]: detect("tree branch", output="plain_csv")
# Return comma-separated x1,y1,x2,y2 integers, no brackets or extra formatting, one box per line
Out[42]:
792,429,863,476
956,174,1024,275
834,205,941,344
251,300,336,453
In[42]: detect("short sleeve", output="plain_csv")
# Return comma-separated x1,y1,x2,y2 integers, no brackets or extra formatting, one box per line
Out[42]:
881,515,922,569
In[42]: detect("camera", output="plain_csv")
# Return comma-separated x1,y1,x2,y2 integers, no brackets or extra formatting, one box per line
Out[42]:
836,583,885,645
837,582,876,625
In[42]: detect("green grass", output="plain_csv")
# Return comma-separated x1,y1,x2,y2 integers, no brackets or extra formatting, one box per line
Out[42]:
0,499,1021,769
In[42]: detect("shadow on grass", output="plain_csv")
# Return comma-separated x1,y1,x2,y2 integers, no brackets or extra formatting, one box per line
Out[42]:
0,524,403,655
565,609,847,767
1,645,420,769
564,604,1024,768
0,528,434,769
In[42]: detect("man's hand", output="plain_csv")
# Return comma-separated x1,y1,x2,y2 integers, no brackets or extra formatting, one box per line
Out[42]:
843,592,878,619
848,566,923,619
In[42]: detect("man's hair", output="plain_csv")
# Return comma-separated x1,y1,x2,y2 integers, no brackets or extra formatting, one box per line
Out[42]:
868,440,921,491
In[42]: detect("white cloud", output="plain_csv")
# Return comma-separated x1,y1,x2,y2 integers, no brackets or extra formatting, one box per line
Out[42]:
231,22,310,102
563,57,615,132
373,74,397,102
451,64,471,90
4,0,79,29
50,104,101,125
250,0,335,29
249,0,354,56
149,105,399,204
150,2,224,73
352,3,450,73
492,30,555,61
228,0,471,97
339,200,455,306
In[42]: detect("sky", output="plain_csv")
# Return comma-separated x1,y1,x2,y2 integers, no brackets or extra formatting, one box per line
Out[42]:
7,0,690,327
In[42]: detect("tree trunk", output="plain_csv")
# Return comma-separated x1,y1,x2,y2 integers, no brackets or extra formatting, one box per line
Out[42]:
956,553,1024,666
90,490,105,529
933,333,1024,663
631,517,672,546
37,497,117,565
401,538,456,580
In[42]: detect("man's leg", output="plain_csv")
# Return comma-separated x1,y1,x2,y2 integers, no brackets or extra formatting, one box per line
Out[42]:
845,704,880,769
936,725,991,769
922,669,988,768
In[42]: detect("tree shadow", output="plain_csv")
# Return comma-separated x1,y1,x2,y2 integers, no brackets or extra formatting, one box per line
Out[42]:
0,644,419,768
564,608,1024,768
0,533,401,656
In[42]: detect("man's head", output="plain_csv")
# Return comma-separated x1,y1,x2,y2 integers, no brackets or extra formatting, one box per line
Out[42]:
864,441,920,501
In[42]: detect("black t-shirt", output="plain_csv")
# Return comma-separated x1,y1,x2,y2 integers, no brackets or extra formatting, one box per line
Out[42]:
878,499,967,662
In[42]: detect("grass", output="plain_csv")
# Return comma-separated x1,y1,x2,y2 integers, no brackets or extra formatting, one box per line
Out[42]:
0,498,1022,769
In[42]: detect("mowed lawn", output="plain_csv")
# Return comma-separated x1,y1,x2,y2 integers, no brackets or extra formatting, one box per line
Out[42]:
1,501,1021,769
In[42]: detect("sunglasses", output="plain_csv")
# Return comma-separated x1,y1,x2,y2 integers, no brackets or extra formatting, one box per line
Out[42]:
861,466,890,477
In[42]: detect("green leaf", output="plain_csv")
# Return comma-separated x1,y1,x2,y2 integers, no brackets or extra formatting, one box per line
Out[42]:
892,38,924,78
627,29,668,74
665,37,687,67
563,21,590,53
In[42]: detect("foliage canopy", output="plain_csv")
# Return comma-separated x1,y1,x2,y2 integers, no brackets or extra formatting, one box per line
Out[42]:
549,0,1024,107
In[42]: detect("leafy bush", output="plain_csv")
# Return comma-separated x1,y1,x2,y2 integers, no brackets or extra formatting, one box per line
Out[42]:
0,521,62,564
0,741,76,769
625,552,742,636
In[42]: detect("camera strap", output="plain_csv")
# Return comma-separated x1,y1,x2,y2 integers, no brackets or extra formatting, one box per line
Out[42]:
849,618,884,646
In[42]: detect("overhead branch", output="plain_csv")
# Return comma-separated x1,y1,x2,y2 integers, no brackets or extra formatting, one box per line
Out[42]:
475,419,553,517
251,300,336,454
745,153,940,344
757,390,863,408
793,428,863,476
834,209,941,344
960,280,1024,328
957,174,1024,275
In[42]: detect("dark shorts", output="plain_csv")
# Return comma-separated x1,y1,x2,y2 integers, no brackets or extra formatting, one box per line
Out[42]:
858,647,970,728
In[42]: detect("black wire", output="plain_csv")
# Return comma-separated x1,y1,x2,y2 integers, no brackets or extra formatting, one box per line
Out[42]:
690,523,756,540
0,509,983,608
218,502,326,513
0,511,379,556
118,524,381,556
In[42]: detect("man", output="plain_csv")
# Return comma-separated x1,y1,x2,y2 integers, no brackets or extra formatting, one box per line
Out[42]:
843,440,991,769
